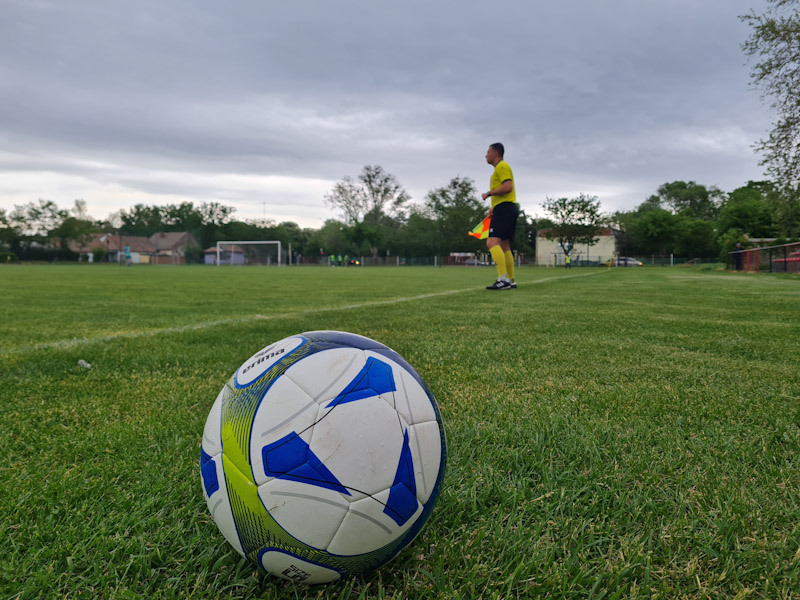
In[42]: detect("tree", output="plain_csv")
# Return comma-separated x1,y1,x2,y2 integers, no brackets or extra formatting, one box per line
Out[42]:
324,165,411,226
198,202,235,227
742,1,800,234
2,200,68,257
163,202,204,230
71,199,90,220
0,208,20,249
717,181,777,237
424,176,485,254
50,216,95,250
673,217,719,259
618,182,730,257
541,194,605,257
396,208,438,257
218,219,271,243
513,212,538,257
10,200,66,239
324,165,411,258
347,221,383,256
193,202,236,249
631,208,679,256
718,227,748,262
120,204,164,236
653,181,722,220
306,220,351,257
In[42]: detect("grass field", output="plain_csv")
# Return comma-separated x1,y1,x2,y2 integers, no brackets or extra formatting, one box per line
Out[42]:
2,264,799,599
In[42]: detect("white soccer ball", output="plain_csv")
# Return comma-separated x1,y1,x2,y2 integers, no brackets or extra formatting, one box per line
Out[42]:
200,330,446,584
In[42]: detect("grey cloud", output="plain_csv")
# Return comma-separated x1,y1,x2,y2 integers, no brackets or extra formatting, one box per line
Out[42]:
0,0,774,224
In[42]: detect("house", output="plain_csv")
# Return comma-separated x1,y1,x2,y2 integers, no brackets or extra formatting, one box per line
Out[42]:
69,233,155,263
149,232,200,265
536,227,618,266
204,244,245,265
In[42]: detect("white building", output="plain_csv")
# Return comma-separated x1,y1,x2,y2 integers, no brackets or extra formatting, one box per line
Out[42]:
204,245,245,265
536,227,618,266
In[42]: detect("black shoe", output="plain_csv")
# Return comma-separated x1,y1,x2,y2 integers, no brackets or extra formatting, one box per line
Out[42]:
509,280,517,289
486,278,512,290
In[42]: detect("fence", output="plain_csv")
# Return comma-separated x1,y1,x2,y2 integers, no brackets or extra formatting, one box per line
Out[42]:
728,241,800,273
639,256,720,267
297,253,532,267
297,255,487,267
296,254,721,267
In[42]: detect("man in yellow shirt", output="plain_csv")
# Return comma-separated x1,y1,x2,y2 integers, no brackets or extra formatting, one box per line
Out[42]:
481,142,518,290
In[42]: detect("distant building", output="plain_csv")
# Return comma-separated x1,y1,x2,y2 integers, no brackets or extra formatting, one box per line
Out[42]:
204,245,245,265
148,232,200,264
536,228,619,266
69,233,155,263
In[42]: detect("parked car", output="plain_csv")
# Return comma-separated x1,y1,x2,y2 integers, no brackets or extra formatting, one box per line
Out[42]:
615,256,642,267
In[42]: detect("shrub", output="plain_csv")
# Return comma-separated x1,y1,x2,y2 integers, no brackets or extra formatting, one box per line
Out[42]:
92,248,108,263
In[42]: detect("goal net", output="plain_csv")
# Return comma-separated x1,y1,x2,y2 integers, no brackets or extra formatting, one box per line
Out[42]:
215,241,282,266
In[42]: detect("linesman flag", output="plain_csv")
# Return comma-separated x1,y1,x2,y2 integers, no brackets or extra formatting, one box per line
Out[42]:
467,215,491,240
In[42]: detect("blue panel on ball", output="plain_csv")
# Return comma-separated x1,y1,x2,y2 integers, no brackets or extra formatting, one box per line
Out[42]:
200,447,219,497
326,356,396,409
383,430,418,526
263,432,351,496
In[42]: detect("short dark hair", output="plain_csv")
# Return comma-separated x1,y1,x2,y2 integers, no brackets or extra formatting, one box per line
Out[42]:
490,142,505,158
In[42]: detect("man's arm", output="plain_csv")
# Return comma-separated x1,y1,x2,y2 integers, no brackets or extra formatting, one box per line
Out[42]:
481,179,514,201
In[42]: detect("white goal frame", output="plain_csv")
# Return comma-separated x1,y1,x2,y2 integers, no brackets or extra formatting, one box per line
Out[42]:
215,240,282,266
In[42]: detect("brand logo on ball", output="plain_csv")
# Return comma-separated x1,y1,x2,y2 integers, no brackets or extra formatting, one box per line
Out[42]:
235,336,305,387
281,565,310,582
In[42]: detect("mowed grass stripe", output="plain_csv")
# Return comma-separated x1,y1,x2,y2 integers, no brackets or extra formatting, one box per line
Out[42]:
1,267,608,356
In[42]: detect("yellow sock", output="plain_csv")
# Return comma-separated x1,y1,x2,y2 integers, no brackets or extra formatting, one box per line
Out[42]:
489,246,507,279
505,251,515,281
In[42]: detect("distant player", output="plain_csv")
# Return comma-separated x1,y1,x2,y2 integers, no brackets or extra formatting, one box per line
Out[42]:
481,143,518,290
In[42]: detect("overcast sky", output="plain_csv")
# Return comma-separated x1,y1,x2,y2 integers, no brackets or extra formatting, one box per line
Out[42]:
0,0,772,228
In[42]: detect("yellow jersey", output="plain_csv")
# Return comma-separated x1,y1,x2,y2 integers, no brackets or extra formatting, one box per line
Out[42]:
490,160,515,208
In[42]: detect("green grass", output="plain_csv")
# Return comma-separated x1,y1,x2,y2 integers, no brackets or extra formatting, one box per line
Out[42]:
2,264,799,599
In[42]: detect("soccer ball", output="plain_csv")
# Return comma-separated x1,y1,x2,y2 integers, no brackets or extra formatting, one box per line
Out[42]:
200,330,446,584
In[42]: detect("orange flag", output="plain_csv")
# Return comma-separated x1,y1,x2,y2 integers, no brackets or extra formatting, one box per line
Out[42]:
467,215,491,239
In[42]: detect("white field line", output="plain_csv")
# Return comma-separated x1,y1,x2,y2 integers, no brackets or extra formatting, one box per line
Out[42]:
4,270,607,356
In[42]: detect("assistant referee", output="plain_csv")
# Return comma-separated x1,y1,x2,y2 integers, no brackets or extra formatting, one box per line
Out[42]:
481,142,518,290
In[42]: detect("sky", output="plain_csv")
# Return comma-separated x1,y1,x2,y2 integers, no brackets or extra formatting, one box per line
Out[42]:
0,0,773,229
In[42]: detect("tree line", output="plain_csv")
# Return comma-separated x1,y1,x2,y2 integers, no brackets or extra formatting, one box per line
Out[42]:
614,179,798,260
0,167,534,263
1,164,798,264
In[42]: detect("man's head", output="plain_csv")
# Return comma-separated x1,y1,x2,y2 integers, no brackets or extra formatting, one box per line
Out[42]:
485,142,505,165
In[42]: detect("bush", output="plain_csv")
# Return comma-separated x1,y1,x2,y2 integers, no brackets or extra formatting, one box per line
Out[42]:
92,248,108,263
0,251,18,263
717,228,747,262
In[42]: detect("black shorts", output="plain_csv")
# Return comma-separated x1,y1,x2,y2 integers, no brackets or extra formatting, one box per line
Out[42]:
488,202,519,241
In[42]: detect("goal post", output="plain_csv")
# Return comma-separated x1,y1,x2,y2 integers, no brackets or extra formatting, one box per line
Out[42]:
215,241,282,266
